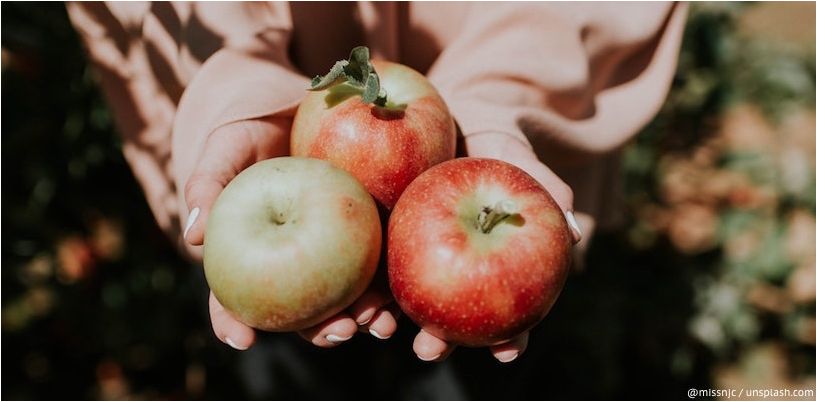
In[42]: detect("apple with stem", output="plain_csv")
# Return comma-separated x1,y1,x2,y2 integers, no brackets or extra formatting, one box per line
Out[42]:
203,157,382,331
388,158,572,347
291,46,456,209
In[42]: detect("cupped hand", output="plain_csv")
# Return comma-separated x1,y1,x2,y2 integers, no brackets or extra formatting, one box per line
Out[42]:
182,116,398,350
411,131,583,363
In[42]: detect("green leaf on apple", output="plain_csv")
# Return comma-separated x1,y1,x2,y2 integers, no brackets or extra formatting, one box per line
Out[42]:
362,72,380,104
344,46,371,86
310,60,350,90
308,46,390,108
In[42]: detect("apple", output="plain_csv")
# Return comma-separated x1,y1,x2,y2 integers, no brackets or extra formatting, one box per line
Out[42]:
387,158,572,346
291,47,456,209
203,157,381,332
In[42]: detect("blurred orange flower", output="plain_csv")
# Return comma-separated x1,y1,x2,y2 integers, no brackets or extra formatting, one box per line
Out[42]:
90,217,124,261
718,104,777,153
56,235,95,283
667,203,719,254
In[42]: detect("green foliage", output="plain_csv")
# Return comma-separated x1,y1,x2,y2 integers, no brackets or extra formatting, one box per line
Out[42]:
622,1,815,387
1,3,247,399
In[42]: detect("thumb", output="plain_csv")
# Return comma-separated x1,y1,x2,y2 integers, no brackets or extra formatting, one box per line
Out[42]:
465,132,582,243
182,117,291,247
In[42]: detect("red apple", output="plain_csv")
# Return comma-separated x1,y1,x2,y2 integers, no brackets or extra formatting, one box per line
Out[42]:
388,158,572,346
291,47,456,209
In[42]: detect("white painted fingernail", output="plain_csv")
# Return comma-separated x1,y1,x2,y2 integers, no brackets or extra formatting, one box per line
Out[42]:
184,207,200,239
565,211,582,243
326,334,353,344
496,352,519,363
225,337,247,351
369,328,390,340
417,353,441,362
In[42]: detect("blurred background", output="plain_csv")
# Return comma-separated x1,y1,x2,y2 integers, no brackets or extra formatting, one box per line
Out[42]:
2,2,814,400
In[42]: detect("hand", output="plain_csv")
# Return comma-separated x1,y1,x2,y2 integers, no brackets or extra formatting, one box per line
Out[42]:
182,116,399,350
411,132,582,363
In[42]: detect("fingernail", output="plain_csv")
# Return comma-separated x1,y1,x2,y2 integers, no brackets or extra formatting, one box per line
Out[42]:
225,337,247,351
417,353,441,362
369,328,390,340
184,207,200,239
356,310,375,326
326,334,353,344
496,352,519,363
565,211,582,244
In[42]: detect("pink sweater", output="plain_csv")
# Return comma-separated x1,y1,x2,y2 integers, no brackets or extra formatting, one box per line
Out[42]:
67,2,687,253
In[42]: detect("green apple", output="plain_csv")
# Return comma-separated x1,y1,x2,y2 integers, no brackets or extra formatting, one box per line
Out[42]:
203,157,382,331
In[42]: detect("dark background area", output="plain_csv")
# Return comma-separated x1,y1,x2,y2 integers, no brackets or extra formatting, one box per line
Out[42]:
2,2,814,400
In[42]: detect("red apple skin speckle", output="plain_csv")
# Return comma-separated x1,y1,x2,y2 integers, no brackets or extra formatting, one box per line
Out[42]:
388,158,572,347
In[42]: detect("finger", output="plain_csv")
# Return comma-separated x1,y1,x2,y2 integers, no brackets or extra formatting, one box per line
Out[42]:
465,133,582,243
348,288,393,326
511,154,582,243
364,303,401,340
209,292,255,350
297,314,358,348
413,329,456,362
507,153,574,213
466,133,574,213
183,117,291,246
489,332,530,363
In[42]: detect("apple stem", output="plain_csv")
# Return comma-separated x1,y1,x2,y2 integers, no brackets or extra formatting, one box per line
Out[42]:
477,200,519,233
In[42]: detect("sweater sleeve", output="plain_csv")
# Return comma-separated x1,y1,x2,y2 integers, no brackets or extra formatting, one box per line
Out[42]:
427,2,688,167
169,3,310,233
67,2,310,247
